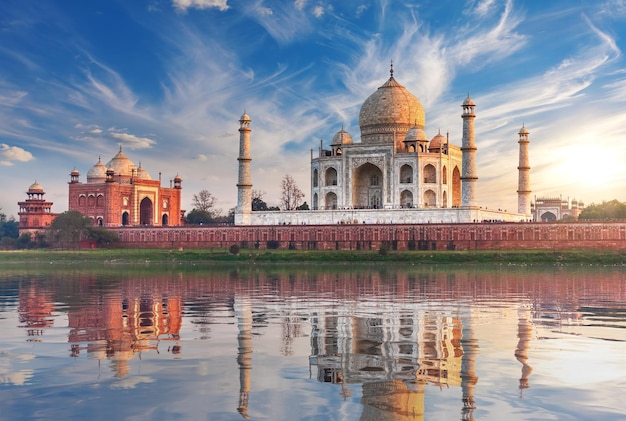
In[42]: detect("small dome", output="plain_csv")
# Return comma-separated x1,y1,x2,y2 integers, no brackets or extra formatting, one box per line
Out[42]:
105,147,137,177
174,174,182,182
429,132,447,151
70,167,80,176
87,158,107,182
519,125,529,135
240,112,250,122
331,128,353,145
463,95,475,106
404,125,428,142
28,181,44,193
136,163,151,180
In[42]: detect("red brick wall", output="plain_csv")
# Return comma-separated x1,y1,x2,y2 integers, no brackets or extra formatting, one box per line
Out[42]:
110,222,626,250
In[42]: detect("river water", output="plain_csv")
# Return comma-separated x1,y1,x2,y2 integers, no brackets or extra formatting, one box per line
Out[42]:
0,264,625,420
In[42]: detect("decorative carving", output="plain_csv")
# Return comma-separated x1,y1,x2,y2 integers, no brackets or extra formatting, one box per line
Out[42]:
351,156,385,169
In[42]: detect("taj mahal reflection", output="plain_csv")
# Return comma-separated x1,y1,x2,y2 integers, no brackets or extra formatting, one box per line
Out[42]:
24,268,623,419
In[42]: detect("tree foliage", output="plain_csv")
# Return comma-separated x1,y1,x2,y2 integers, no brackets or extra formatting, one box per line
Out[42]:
280,174,305,211
185,209,214,225
252,189,269,211
578,200,626,220
191,189,221,218
0,212,18,240
47,211,93,248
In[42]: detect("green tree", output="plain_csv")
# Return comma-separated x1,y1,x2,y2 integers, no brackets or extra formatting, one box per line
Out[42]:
48,211,93,248
88,227,119,247
0,211,19,240
579,200,626,220
185,209,214,225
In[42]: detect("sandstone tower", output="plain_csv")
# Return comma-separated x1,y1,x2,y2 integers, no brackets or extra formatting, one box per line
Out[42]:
461,96,477,207
235,112,252,225
517,125,531,216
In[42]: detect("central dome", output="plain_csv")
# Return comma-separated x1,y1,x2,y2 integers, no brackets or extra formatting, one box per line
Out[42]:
106,147,137,177
358,67,425,145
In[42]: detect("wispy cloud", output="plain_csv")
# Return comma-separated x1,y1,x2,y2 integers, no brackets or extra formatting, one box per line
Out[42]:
172,0,229,13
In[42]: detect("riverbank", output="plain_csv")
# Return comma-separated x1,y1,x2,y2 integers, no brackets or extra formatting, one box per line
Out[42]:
1,248,625,266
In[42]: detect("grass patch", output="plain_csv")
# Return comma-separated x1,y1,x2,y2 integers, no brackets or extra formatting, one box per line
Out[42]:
1,248,625,266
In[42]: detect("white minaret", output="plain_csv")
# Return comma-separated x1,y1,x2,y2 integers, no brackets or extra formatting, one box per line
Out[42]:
461,96,477,207
517,125,531,216
235,112,252,225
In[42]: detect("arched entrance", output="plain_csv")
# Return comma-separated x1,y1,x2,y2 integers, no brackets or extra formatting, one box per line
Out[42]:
400,190,413,208
424,190,436,207
140,197,153,225
541,211,557,222
162,213,169,225
325,192,337,210
452,166,461,207
353,163,383,209
122,211,129,226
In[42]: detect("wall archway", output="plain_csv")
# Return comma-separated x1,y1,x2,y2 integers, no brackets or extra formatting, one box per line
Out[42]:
400,190,413,208
424,190,436,207
325,192,337,210
122,211,129,226
140,197,153,225
162,213,169,225
352,163,383,209
452,166,461,207
424,164,436,183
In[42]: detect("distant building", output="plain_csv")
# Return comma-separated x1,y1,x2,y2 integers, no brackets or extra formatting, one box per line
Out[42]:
68,147,183,227
18,181,58,234
531,196,584,221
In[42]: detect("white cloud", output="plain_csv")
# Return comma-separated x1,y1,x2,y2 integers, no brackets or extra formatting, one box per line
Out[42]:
312,6,324,18
108,130,157,149
172,0,229,13
1,144,34,165
294,0,307,11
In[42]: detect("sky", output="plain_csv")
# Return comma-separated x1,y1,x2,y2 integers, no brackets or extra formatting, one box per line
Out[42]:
1,0,626,218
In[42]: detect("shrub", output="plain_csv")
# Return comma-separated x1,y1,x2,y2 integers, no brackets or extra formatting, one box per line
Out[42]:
229,244,240,255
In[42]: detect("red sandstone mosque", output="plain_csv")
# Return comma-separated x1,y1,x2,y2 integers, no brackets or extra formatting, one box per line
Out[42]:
67,147,183,227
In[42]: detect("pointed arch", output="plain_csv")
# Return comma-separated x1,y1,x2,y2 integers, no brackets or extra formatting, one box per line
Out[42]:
452,166,461,207
424,190,436,207
400,190,413,208
353,163,383,209
140,197,153,225
423,164,436,183
325,192,337,210
400,164,412,184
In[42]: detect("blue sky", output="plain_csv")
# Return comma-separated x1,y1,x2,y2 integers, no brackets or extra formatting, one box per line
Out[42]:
2,0,626,217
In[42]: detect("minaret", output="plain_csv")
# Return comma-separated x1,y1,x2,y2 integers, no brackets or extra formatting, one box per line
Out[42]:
235,112,252,225
461,96,477,207
517,125,531,216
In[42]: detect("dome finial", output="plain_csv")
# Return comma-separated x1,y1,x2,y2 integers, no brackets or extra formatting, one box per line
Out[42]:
390,60,394,78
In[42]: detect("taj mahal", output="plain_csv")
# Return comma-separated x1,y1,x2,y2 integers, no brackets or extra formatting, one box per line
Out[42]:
235,64,532,225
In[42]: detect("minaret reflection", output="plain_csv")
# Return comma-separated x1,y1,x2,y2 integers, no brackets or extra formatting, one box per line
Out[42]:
515,306,534,395
460,317,478,421
235,297,253,419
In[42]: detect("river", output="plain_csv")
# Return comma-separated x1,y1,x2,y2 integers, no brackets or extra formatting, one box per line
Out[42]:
0,264,624,420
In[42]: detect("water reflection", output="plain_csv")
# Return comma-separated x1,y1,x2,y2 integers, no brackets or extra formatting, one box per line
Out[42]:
1,266,625,420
